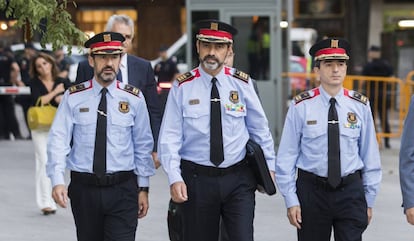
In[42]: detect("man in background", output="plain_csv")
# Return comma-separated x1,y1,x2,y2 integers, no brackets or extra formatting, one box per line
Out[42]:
362,45,394,148
154,45,179,114
76,14,162,168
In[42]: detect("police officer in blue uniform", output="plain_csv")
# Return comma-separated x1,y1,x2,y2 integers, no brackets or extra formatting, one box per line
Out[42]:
275,38,382,241
158,20,276,241
46,32,155,241
400,95,414,225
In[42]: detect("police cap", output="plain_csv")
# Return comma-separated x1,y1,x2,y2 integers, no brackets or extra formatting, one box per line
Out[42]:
195,19,238,44
309,38,350,61
84,32,125,55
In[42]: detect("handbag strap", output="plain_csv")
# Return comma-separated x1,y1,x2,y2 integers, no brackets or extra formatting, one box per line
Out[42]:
35,97,42,106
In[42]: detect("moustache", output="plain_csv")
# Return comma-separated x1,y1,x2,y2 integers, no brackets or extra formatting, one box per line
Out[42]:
203,55,219,62
103,66,115,72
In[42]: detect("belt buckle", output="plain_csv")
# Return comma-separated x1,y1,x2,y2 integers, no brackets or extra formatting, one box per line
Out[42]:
95,174,110,186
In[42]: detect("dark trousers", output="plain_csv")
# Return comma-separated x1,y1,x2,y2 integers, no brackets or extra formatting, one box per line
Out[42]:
68,177,138,241
369,96,391,146
296,171,368,241
180,161,256,241
0,95,21,139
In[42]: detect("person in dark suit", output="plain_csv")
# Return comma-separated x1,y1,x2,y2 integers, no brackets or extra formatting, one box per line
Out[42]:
75,14,162,168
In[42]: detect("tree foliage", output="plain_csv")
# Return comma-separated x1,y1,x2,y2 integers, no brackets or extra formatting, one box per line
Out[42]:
0,0,87,52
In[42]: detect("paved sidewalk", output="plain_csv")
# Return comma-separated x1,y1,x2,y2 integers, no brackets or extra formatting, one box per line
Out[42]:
0,138,412,241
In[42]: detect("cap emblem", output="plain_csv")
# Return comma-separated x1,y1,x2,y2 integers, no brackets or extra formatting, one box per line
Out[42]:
103,34,111,42
331,39,339,48
210,22,218,30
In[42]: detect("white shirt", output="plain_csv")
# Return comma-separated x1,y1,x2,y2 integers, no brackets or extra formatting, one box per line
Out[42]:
119,54,128,84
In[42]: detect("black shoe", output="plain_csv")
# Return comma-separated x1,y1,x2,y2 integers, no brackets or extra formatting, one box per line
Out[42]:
42,209,56,215
385,143,391,149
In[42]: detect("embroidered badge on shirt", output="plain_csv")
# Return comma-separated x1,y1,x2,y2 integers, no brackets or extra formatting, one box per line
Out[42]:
225,103,245,112
307,120,317,125
229,91,239,104
347,112,357,124
119,101,129,113
189,99,200,105
79,107,89,113
344,112,360,129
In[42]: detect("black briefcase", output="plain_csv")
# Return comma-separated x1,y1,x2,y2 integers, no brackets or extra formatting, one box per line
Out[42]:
245,139,276,195
167,199,184,241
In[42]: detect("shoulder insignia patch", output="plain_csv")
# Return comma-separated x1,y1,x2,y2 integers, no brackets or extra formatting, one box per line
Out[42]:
294,91,312,104
233,69,249,83
122,84,140,97
349,91,368,105
69,83,88,94
176,72,194,85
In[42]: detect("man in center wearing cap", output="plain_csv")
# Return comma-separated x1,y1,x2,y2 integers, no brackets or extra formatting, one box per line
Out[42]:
158,19,275,241
46,32,155,241
275,38,382,241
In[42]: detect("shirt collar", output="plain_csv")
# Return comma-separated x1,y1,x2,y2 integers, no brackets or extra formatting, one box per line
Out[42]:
120,53,127,68
319,86,344,107
198,64,226,87
92,78,117,98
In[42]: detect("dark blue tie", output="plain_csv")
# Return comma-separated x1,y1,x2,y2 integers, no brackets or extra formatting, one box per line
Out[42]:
93,88,107,177
210,77,224,166
328,97,341,188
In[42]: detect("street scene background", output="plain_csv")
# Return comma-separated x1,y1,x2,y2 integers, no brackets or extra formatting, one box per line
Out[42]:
0,106,412,241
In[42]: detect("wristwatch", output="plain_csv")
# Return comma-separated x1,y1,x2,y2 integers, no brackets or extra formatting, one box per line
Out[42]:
138,186,149,193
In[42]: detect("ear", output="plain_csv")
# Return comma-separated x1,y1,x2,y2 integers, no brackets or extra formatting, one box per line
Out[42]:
88,55,94,68
196,40,200,54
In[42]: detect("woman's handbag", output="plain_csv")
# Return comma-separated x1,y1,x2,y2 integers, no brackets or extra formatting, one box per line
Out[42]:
27,97,57,130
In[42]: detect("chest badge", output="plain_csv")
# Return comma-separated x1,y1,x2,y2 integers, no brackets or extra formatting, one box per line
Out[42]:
229,91,239,104
347,112,357,124
119,101,130,113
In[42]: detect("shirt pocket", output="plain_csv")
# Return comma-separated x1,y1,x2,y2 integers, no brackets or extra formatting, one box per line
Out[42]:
183,106,209,134
110,114,134,145
302,126,326,156
340,128,360,154
224,106,247,135
73,111,96,145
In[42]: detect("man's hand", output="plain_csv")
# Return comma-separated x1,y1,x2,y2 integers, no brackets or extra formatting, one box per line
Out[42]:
270,170,275,183
405,207,414,225
170,181,188,203
52,184,68,208
367,207,373,224
287,205,302,229
152,152,161,169
138,191,149,219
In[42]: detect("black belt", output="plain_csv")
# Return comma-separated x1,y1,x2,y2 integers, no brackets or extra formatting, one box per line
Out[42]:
298,169,361,190
70,170,135,186
181,159,248,177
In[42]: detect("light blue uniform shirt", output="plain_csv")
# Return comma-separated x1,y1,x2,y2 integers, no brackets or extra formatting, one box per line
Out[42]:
400,95,414,211
46,79,155,187
275,86,382,208
158,66,275,185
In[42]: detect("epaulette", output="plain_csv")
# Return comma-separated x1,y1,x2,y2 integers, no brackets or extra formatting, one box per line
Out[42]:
294,91,312,104
176,72,194,85
233,69,249,83
349,90,368,105
69,82,89,94
121,84,140,97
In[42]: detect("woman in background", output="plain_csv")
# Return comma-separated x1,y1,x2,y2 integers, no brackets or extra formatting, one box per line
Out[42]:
29,52,71,215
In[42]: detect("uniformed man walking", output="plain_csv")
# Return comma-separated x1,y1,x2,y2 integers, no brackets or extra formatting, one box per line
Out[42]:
46,32,155,241
158,19,276,241
275,38,382,241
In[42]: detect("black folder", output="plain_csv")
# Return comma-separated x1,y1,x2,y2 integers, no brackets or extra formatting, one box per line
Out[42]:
246,139,276,195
